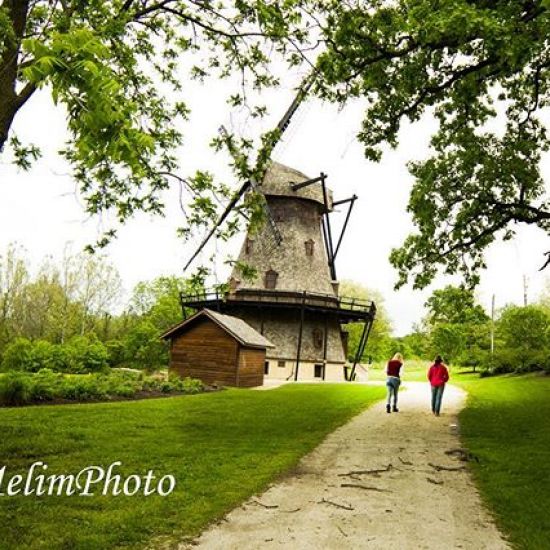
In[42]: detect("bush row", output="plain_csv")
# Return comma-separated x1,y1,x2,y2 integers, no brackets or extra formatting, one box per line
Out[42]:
480,349,550,376
0,370,203,406
1,337,110,374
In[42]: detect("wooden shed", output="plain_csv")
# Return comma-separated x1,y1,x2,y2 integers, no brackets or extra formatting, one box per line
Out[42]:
160,308,274,387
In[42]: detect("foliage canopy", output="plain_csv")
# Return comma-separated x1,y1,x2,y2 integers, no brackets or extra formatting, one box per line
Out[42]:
315,0,550,288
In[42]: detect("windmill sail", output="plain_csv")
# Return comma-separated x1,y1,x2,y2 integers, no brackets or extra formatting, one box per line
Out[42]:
183,72,316,272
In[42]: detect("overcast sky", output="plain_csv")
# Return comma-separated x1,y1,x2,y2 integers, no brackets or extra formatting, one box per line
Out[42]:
1,71,549,335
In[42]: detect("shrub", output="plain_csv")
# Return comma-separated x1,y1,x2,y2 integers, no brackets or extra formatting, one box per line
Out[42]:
64,337,109,374
0,373,31,405
181,376,204,394
1,338,35,372
0,370,204,407
106,340,126,367
124,321,168,372
28,369,62,401
32,341,61,372
60,375,107,400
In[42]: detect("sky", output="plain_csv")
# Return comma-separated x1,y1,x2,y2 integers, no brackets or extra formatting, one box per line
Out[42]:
1,71,549,336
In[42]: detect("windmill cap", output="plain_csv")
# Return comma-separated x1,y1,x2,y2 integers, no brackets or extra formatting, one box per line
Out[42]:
259,161,333,209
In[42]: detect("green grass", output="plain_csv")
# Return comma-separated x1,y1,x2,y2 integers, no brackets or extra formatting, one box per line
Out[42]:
454,373,550,550
0,383,384,549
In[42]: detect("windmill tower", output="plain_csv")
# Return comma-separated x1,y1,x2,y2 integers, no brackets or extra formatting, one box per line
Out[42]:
179,75,376,382
223,161,373,380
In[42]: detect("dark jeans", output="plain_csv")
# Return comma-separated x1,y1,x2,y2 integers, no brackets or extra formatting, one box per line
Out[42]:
386,377,401,406
431,385,445,414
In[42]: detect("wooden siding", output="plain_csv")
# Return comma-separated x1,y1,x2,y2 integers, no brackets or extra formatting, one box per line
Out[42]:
237,348,265,387
170,317,239,386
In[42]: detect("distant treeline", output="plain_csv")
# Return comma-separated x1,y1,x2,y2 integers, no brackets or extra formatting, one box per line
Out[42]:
346,283,550,375
0,243,194,373
2,246,549,376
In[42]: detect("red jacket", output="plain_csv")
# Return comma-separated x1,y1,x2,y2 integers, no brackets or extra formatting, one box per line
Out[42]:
386,360,403,377
428,364,449,387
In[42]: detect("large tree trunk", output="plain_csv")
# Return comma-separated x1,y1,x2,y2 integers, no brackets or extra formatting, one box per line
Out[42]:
0,0,32,151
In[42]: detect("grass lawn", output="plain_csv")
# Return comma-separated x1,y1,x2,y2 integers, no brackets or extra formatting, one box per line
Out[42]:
0,383,384,549
454,373,550,550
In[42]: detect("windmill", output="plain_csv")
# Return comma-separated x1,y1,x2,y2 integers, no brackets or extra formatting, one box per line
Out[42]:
181,75,376,382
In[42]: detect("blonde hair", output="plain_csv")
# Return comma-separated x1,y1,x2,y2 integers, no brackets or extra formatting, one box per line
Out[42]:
392,353,404,362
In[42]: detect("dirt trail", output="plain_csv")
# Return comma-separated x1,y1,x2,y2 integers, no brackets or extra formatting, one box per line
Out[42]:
179,382,510,549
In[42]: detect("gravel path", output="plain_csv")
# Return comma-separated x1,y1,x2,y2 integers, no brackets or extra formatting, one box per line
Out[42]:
178,382,510,549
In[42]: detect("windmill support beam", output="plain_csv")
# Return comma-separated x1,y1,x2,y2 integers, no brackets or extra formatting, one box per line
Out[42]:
332,195,358,207
322,315,329,381
320,214,332,277
294,292,306,382
291,175,325,191
350,303,377,380
333,195,357,261
321,173,337,280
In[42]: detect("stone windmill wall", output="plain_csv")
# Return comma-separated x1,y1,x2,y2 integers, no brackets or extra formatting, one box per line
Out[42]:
227,162,348,381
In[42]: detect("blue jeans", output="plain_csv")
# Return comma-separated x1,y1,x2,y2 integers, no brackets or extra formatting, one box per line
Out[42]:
431,385,445,414
386,377,401,407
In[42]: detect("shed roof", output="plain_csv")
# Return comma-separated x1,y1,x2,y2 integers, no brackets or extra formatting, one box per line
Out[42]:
160,308,275,349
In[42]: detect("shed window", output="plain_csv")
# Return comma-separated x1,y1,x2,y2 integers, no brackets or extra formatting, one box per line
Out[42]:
264,269,278,289
313,328,324,350
245,238,254,255
314,364,323,378
264,361,269,375
305,239,315,256
278,360,286,368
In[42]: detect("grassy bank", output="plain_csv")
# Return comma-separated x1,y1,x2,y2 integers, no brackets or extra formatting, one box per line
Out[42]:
0,383,384,549
455,373,550,549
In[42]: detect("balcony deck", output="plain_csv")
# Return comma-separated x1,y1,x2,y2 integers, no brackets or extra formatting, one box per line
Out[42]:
180,288,376,323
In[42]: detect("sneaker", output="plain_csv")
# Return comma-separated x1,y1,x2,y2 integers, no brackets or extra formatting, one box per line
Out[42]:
392,406,399,413
386,404,391,414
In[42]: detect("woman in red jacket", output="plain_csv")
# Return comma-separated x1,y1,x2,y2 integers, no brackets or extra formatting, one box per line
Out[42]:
428,355,449,416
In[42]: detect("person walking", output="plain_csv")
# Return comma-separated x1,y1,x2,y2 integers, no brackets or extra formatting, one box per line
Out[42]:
385,353,404,413
428,355,449,416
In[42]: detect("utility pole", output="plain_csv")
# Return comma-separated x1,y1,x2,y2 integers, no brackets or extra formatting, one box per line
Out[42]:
490,294,495,361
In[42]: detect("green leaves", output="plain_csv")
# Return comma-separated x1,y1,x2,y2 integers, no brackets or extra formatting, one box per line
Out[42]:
8,136,41,170
1,0,313,252
315,0,550,288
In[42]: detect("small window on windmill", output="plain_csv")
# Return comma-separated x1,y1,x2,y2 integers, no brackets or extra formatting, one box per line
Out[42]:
272,204,285,222
305,239,315,257
313,328,324,350
264,269,278,289
245,237,254,255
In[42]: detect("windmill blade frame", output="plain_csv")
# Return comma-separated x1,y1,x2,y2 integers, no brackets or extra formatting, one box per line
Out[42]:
183,71,317,273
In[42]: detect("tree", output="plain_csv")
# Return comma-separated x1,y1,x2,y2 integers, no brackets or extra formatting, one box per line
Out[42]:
121,275,195,369
0,1,310,247
496,304,550,370
429,323,465,365
425,285,489,326
314,0,550,288
0,243,28,350
424,285,489,367
396,327,430,359
128,275,187,332
339,280,393,362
